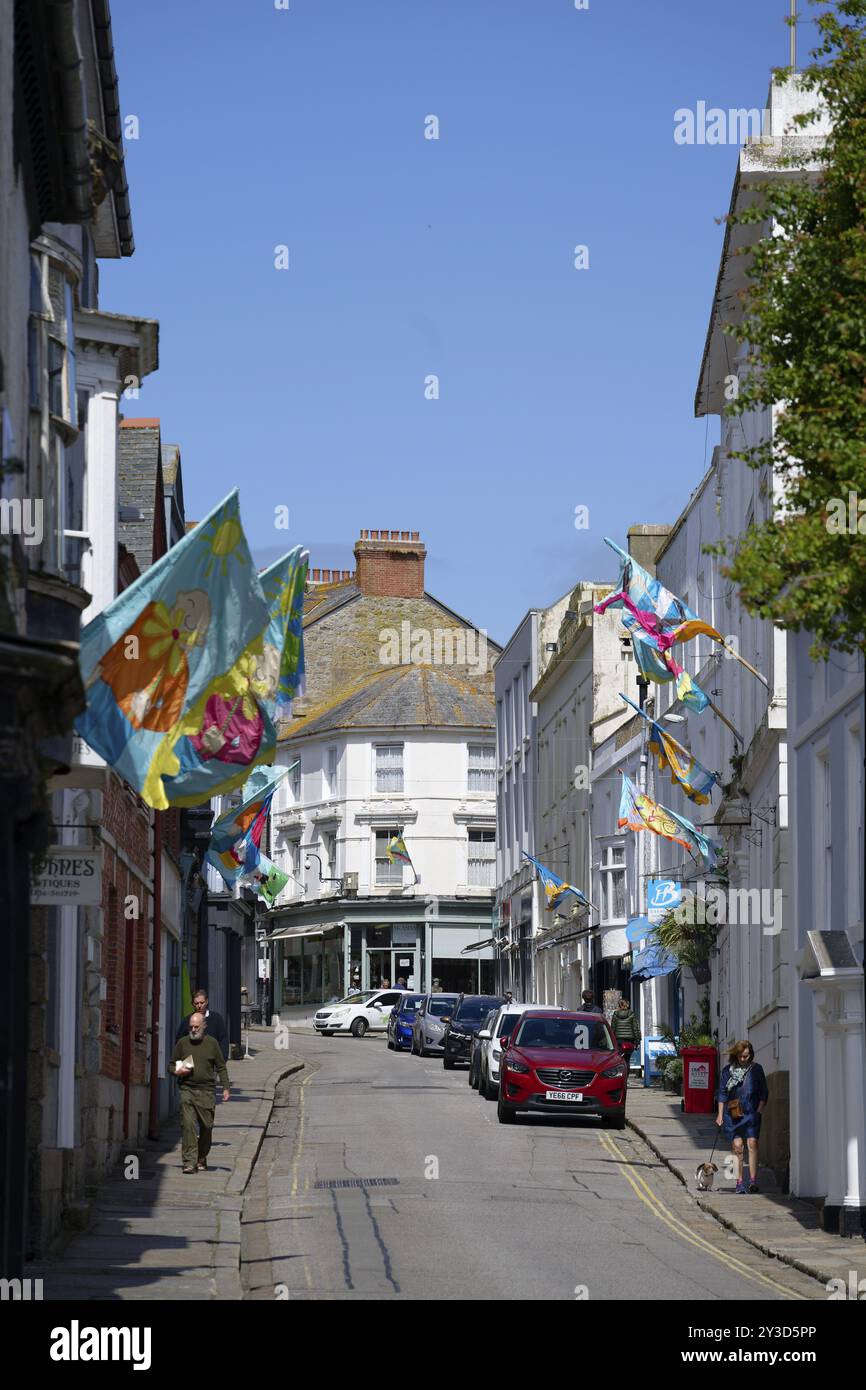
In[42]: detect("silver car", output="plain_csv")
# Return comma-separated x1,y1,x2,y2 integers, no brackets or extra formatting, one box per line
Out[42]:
476,1002,563,1099
410,993,459,1056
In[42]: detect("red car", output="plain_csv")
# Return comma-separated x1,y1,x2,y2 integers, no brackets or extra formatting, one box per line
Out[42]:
497,1010,628,1127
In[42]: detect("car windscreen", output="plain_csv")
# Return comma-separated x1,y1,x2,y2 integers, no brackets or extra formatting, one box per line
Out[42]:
496,1012,523,1037
454,999,501,1023
428,999,456,1018
338,991,375,1004
398,995,423,1012
513,1017,614,1051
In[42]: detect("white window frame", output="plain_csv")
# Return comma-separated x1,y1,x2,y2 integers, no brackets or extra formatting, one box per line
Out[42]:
374,743,404,795
289,756,301,803
468,829,496,888
599,841,627,924
325,745,338,797
374,826,403,886
467,743,495,794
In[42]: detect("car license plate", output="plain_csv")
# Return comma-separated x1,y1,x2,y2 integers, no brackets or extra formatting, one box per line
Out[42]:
545,1089,583,1102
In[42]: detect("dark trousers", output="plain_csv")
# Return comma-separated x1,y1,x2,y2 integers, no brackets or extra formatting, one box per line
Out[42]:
180,1087,215,1168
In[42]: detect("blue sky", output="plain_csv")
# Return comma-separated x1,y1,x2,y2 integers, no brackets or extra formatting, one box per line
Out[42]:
101,0,820,645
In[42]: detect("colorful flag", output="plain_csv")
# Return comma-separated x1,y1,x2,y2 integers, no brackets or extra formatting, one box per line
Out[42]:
242,854,290,909
595,538,713,712
160,547,309,807
205,763,289,890
259,547,309,719
522,851,591,913
386,833,412,866
617,773,722,870
619,695,719,805
76,490,273,810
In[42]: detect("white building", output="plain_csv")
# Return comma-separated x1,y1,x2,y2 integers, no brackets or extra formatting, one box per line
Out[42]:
789,640,864,1232
529,578,635,1010
493,597,568,1001
264,529,500,1005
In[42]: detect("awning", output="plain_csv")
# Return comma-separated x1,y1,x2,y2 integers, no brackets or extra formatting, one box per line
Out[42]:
460,937,496,955
265,922,343,942
631,943,679,981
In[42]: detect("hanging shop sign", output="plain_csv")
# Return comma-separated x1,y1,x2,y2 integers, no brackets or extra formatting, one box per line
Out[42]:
647,878,682,925
31,846,103,906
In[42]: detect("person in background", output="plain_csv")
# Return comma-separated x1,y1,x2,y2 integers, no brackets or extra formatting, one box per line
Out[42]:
396,977,407,988
503,990,514,1005
177,988,228,1062
610,996,641,1067
581,989,604,1015
716,1039,768,1194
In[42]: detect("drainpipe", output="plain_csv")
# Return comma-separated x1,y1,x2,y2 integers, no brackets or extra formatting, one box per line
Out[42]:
147,811,162,1140
46,1,92,221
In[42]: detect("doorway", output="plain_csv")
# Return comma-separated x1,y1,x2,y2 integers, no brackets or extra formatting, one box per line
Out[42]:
392,950,416,991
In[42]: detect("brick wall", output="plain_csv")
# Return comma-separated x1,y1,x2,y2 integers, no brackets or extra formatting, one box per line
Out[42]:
100,774,151,1089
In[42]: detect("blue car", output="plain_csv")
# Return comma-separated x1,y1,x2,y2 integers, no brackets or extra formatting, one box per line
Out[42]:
387,993,424,1051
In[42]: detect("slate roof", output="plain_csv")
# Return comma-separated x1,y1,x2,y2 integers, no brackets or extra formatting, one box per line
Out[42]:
303,579,360,622
283,664,495,740
118,420,164,571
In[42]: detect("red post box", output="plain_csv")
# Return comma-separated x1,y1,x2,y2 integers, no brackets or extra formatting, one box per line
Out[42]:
681,1045,717,1114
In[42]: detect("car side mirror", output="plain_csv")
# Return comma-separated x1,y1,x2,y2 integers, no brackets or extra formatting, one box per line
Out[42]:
441,1016,451,1025
477,1029,491,1040
500,1036,510,1051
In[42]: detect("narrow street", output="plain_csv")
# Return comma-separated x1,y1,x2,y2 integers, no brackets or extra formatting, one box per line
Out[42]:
241,1033,822,1302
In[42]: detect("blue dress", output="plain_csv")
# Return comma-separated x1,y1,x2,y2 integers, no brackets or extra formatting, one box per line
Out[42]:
718,1063,768,1140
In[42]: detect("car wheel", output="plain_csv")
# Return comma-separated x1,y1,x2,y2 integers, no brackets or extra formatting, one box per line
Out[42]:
387,1036,394,1050
350,1018,368,1038
603,1112,626,1130
497,1096,517,1124
410,1034,417,1054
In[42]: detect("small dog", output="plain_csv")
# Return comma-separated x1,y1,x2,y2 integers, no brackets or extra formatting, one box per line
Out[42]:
695,1161,718,1191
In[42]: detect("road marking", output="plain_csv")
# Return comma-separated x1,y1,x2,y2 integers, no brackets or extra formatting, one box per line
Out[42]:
597,1130,808,1299
289,1070,316,1292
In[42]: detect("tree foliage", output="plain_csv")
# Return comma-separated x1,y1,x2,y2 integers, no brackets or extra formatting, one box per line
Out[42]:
717,0,866,659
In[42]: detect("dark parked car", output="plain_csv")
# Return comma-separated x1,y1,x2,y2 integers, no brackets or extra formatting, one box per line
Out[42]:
468,1010,497,1088
386,993,424,1051
497,1010,628,1126
442,994,505,1070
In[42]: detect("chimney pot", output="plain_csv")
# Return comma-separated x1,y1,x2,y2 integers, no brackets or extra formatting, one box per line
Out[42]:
312,568,321,582
411,531,419,541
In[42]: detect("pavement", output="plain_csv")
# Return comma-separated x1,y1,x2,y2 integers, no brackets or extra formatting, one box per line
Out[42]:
26,1030,302,1300
625,1084,866,1292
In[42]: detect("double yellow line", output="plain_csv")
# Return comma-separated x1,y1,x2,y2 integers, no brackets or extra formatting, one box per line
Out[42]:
597,1129,808,1300
289,1070,317,1293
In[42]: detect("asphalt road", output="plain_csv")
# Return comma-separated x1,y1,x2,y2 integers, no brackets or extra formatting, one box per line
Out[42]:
241,1029,824,1302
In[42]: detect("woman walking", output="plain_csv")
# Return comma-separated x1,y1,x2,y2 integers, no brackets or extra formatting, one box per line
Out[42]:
610,997,641,1068
716,1040,769,1193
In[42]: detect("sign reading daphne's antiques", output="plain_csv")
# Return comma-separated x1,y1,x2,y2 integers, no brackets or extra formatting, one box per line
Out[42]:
31,847,102,905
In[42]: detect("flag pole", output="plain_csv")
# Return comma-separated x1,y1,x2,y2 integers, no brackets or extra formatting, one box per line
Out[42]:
707,695,743,744
716,639,770,689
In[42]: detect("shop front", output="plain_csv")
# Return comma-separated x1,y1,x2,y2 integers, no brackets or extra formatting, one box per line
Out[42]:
268,899,496,1006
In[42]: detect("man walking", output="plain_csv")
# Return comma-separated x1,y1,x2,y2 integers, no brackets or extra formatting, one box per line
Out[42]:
581,989,604,1015
177,987,228,1062
169,1012,230,1174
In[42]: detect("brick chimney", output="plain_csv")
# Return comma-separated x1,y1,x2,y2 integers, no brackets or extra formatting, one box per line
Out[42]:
353,529,426,598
